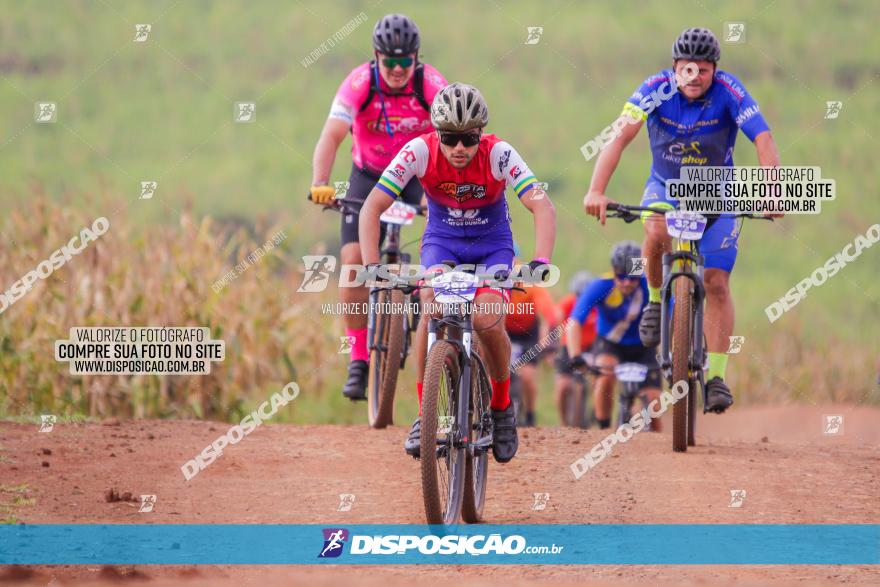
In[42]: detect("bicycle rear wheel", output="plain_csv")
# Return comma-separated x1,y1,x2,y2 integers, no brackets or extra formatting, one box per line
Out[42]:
367,288,404,428
671,277,693,453
421,340,466,525
462,338,491,523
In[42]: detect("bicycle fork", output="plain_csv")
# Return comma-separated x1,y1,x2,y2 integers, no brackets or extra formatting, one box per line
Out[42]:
427,318,474,453
658,249,709,412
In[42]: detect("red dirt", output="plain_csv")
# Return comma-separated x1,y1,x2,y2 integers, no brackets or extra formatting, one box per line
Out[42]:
1,404,878,586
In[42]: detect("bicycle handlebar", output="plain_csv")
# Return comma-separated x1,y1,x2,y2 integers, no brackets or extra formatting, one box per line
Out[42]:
377,270,527,292
307,192,428,216
606,202,774,222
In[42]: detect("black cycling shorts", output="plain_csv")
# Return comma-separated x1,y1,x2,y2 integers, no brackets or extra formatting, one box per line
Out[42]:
509,325,540,366
340,164,424,246
592,336,662,390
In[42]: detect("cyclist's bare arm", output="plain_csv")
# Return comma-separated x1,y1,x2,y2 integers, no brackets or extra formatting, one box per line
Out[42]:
754,130,784,218
519,186,556,261
311,118,349,185
358,188,395,266
754,130,780,167
565,318,582,360
584,116,644,224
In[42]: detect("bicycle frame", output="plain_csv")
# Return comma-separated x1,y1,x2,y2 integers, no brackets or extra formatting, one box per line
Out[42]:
367,221,405,358
427,304,493,456
658,236,709,413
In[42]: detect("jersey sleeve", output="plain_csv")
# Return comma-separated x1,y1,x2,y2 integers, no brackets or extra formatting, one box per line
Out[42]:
716,71,770,141
490,141,538,199
421,63,449,103
571,279,614,324
623,70,668,122
376,137,429,199
327,64,371,126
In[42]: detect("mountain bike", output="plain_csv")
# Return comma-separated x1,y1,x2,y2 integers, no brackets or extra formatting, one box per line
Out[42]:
508,341,527,424
508,340,557,427
613,362,653,430
607,203,770,452
310,194,426,428
559,351,593,428
383,267,521,525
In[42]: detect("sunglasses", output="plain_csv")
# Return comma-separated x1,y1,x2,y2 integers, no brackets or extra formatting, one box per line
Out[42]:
381,56,414,68
438,131,481,147
615,273,641,282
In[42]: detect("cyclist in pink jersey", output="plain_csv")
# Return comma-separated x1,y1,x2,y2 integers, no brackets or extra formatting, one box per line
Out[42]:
359,83,557,463
308,14,448,401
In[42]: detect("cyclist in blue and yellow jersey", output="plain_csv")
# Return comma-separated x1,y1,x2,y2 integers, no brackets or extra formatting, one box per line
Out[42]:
583,27,781,413
566,242,662,430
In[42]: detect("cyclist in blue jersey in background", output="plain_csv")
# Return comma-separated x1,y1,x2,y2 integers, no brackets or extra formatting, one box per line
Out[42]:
583,27,781,413
566,241,662,430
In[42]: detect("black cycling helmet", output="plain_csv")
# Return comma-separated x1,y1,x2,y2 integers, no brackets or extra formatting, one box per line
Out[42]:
372,13,420,56
672,27,721,62
611,240,643,276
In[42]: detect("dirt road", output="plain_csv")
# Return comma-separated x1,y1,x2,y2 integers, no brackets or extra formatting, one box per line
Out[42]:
2,404,878,585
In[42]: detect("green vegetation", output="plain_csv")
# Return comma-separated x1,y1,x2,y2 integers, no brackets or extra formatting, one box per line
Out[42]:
0,484,34,524
0,1,877,422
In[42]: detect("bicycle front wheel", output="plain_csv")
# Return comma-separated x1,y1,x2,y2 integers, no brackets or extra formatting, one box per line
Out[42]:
421,340,466,525
671,277,694,452
462,337,491,523
367,289,404,428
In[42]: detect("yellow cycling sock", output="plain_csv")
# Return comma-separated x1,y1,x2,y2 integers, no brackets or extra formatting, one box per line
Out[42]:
648,286,661,303
707,352,728,381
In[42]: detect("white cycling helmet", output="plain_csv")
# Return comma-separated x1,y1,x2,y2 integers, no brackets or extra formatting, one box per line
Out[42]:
430,82,489,132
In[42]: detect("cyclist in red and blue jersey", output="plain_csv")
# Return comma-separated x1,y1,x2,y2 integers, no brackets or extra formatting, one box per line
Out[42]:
566,242,662,431
308,14,448,401
583,27,781,413
359,83,557,463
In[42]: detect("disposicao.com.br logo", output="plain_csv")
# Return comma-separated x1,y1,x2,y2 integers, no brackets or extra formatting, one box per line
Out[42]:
317,528,563,558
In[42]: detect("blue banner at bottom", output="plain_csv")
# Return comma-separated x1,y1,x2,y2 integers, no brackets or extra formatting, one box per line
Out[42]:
1,524,877,565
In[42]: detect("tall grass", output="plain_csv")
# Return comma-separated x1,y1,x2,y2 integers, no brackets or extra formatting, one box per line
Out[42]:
0,1,877,420
0,197,874,426
0,197,341,421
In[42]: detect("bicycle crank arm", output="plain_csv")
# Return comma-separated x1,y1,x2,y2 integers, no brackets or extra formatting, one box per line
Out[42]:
470,434,493,455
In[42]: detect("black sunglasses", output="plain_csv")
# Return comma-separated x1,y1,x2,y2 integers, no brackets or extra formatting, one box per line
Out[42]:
438,131,481,147
615,273,641,281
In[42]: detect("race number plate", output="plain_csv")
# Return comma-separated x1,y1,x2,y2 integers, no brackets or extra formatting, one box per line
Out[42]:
379,201,417,225
614,362,649,383
430,270,478,303
665,210,708,240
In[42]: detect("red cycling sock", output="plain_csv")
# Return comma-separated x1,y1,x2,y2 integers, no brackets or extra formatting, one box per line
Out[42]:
417,381,423,416
490,377,511,411
346,327,368,362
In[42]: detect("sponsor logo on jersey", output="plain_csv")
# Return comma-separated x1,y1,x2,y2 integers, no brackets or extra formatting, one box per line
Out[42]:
735,104,760,126
388,163,407,179
498,149,511,173
365,116,431,134
351,69,369,90
509,165,523,180
666,140,708,165
436,182,487,203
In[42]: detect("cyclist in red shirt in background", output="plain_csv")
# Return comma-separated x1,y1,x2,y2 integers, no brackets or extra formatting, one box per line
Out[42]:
308,14,448,400
506,246,561,427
